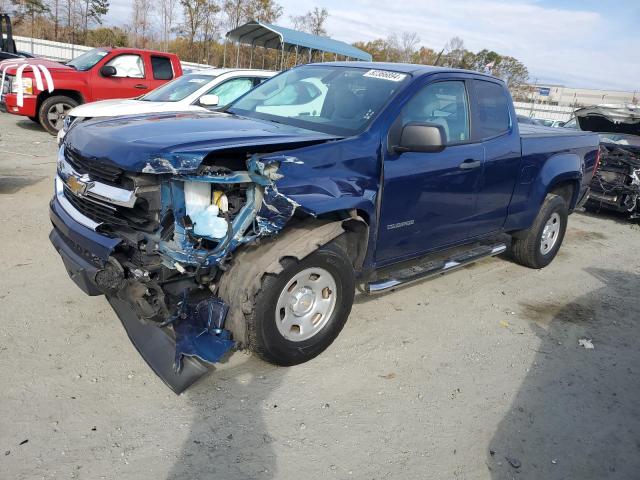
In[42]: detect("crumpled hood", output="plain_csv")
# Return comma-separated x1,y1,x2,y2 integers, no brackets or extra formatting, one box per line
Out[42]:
64,111,338,174
69,99,206,118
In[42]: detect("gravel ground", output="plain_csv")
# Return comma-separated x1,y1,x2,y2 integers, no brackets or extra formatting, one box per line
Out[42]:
1,113,639,480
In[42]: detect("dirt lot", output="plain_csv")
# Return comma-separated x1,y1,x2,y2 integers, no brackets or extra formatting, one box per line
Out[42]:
1,112,639,480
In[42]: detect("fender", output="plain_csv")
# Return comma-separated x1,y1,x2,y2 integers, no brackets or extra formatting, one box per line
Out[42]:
504,152,582,232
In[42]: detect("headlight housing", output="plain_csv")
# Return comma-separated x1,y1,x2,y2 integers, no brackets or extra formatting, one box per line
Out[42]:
11,77,33,95
63,115,76,131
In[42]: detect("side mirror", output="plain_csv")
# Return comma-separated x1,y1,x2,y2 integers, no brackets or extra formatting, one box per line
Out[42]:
199,94,220,107
394,122,446,153
100,65,117,77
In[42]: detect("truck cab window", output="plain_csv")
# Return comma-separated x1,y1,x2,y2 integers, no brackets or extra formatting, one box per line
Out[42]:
474,80,511,138
106,54,145,78
151,56,173,80
402,81,469,144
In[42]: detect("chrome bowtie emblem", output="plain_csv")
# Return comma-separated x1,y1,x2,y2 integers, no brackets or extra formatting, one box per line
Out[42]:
65,175,93,196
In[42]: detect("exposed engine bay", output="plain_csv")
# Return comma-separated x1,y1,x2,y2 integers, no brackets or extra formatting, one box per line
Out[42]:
55,144,313,390
575,103,640,218
587,139,640,216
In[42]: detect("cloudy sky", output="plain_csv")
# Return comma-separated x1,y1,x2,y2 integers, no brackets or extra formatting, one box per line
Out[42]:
106,0,639,91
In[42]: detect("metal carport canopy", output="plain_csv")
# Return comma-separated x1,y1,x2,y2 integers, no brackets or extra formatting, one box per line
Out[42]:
226,21,372,61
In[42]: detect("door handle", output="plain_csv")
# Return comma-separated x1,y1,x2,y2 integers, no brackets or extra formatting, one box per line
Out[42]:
134,84,149,89
459,159,481,170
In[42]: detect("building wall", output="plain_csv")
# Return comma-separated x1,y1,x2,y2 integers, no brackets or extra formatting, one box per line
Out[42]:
523,84,638,107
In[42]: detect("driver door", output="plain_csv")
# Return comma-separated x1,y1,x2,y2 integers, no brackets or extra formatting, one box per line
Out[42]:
376,79,484,264
91,53,150,100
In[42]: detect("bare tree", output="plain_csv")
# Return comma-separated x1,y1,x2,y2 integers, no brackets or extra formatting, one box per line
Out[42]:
130,0,153,47
158,0,179,50
245,0,281,23
290,7,328,36
223,0,281,30
0,0,13,13
443,36,465,67
181,0,210,47
400,31,419,63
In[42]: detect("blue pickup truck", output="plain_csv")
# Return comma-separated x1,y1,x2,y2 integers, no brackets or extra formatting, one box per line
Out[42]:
50,62,600,392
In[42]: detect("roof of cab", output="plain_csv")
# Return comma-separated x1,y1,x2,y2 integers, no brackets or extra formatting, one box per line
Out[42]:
306,61,501,80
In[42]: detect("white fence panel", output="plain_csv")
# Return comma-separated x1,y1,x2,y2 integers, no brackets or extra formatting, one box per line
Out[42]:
14,36,93,62
514,101,575,122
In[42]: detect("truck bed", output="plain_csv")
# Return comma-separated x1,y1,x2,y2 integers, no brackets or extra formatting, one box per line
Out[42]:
519,124,598,157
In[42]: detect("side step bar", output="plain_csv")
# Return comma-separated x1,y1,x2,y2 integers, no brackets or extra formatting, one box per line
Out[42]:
365,243,507,294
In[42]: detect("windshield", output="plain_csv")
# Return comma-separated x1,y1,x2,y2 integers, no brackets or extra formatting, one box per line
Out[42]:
141,74,213,102
227,65,410,136
67,48,109,71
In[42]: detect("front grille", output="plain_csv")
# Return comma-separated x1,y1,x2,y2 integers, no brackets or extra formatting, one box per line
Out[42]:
63,185,156,231
65,148,124,185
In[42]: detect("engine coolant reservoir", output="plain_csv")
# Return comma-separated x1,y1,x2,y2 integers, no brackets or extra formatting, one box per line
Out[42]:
192,205,229,239
184,182,228,239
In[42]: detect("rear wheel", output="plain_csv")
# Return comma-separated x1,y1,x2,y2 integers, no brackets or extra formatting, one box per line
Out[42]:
38,95,78,135
510,194,568,269
246,242,355,366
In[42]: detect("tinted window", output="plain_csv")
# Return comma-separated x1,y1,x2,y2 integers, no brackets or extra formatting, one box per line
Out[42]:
151,56,173,80
402,81,469,144
475,80,511,138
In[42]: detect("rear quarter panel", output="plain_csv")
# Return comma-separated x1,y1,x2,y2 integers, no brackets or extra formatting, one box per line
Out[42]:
504,128,599,231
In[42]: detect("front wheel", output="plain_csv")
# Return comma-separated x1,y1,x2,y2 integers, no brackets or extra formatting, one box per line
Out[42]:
509,194,568,269
247,242,355,366
38,95,78,135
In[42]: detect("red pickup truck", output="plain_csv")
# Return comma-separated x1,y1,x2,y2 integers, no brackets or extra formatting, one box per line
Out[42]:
0,47,183,134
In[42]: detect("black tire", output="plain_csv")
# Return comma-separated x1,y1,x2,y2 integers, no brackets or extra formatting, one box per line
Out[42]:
28,116,40,124
38,95,78,135
247,242,355,366
510,194,568,269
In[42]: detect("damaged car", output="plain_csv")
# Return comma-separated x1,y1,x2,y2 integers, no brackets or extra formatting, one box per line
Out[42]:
572,104,640,216
50,63,599,392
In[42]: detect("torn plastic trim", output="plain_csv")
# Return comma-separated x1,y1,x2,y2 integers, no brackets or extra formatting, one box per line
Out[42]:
170,290,235,373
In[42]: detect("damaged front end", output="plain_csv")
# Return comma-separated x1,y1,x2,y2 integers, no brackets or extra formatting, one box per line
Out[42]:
587,136,640,216
50,144,305,393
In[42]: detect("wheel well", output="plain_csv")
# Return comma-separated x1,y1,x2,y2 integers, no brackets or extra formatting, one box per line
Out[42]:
549,181,578,209
314,209,370,271
36,89,84,114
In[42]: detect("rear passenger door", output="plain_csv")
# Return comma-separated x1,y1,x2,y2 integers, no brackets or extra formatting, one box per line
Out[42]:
467,79,522,237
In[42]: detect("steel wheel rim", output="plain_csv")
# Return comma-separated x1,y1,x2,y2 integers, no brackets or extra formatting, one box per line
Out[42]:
540,212,561,255
47,103,72,130
275,267,338,342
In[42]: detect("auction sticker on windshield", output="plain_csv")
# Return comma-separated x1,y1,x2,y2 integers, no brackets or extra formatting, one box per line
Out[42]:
363,70,408,82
